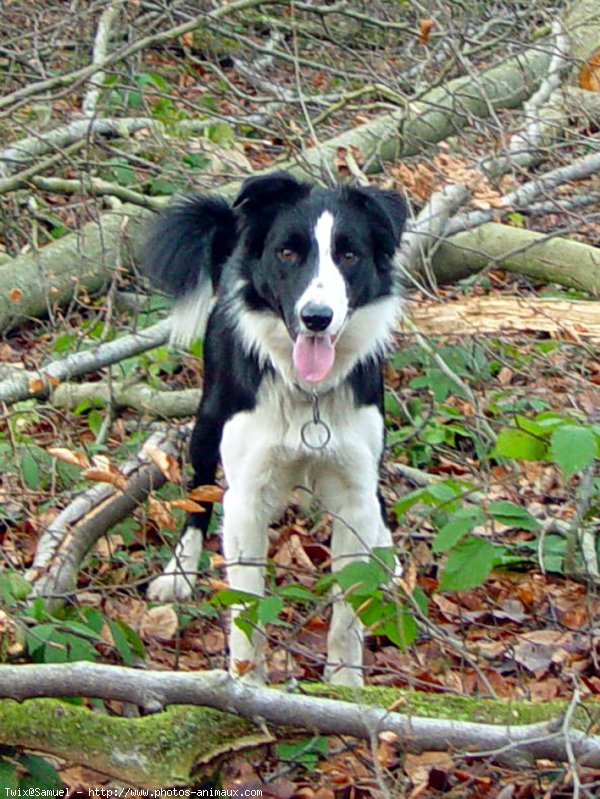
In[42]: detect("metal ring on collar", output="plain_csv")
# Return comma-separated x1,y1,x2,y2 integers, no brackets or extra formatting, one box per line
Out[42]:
300,419,331,450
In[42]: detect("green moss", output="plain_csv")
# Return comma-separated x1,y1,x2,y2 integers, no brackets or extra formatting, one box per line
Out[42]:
0,699,263,788
300,684,599,729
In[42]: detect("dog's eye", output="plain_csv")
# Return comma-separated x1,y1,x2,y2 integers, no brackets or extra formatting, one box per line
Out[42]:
340,251,358,266
278,247,298,264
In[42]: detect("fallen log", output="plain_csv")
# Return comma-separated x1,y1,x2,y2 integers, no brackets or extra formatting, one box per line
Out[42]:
406,296,600,338
0,44,553,331
431,223,600,296
0,203,151,334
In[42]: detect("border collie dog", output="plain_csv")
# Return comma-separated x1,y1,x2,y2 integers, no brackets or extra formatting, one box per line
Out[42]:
143,171,406,686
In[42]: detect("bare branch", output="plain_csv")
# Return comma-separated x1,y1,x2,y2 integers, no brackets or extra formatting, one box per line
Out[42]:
52,381,199,417
82,0,124,118
1,663,599,769
447,149,600,236
0,319,171,406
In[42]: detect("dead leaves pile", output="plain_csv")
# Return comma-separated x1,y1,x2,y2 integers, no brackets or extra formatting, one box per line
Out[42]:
392,146,510,209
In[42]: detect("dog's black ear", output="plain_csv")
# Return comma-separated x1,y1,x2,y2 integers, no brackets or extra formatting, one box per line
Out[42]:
141,194,236,297
348,186,407,252
233,171,310,216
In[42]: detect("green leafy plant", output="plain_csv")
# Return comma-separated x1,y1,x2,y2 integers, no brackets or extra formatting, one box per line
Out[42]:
213,588,288,642
325,549,423,648
276,736,329,771
0,750,62,791
0,594,145,667
493,413,599,477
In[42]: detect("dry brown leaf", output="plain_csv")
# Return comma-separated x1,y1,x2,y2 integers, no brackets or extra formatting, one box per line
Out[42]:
404,751,455,784
148,496,176,530
333,144,364,175
200,628,226,654
513,630,581,672
497,366,514,385
296,789,334,799
398,557,417,594
169,498,206,513
179,31,193,48
28,377,45,393
140,604,179,642
81,468,128,490
205,577,229,592
209,553,226,570
378,730,399,768
312,789,335,799
394,162,435,201
188,484,224,503
91,454,112,471
94,534,124,559
234,659,258,677
432,594,463,619
418,18,434,45
47,447,91,470
143,441,181,483
560,606,588,630
579,50,600,92
45,372,61,387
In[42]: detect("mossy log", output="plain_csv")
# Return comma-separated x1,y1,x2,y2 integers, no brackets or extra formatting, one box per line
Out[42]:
0,699,267,789
2,664,600,788
431,222,600,296
0,680,599,789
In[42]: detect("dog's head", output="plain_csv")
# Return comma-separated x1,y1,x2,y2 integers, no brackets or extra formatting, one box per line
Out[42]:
233,172,407,384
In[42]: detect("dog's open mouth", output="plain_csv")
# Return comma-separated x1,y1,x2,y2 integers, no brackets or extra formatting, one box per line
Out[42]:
293,333,335,383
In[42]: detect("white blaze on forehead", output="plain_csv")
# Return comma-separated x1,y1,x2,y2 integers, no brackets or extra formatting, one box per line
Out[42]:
295,210,348,333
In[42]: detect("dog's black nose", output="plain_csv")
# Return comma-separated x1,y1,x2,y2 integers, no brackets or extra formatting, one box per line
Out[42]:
300,302,334,332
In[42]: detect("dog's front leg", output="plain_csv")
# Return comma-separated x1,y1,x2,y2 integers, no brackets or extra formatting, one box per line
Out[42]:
222,488,269,684
324,493,384,687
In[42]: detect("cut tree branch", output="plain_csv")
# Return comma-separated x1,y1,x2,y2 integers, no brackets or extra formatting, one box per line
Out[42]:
0,0,283,116
82,0,124,118
406,297,600,338
447,148,600,236
0,202,152,334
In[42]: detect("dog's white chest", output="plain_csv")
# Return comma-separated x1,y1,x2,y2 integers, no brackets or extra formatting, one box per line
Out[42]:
220,379,384,513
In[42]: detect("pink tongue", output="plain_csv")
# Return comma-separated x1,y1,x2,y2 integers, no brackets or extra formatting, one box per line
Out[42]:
293,334,335,383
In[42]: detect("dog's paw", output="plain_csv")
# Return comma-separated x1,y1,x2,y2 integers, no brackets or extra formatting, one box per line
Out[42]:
147,572,196,602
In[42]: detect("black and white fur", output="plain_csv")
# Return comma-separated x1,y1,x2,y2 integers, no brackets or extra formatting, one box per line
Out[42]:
143,171,406,686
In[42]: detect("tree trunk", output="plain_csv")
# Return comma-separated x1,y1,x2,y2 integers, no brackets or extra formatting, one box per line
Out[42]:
0,698,266,789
